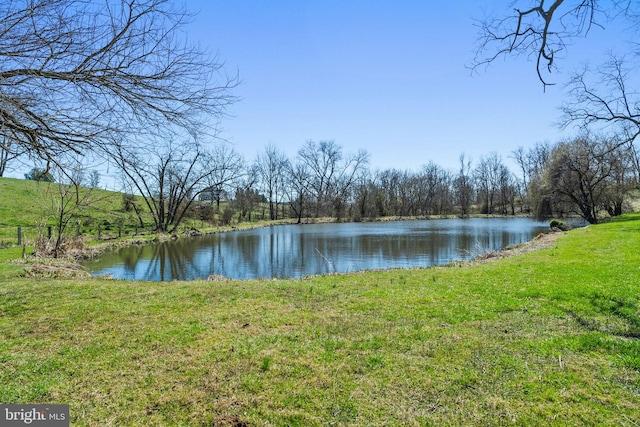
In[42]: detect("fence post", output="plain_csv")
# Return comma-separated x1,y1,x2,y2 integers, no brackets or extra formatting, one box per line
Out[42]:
17,226,21,246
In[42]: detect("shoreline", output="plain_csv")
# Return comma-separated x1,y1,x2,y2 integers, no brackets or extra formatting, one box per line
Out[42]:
27,214,550,260
11,216,560,281
449,229,564,266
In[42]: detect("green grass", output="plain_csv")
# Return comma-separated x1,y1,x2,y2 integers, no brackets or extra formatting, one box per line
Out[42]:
0,214,639,425
0,177,151,243
0,176,291,249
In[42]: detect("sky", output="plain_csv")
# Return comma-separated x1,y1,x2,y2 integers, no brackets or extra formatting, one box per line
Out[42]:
183,0,627,174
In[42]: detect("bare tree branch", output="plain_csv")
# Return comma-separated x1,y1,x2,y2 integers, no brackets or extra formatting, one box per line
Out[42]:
561,57,640,142
472,0,615,89
0,0,237,166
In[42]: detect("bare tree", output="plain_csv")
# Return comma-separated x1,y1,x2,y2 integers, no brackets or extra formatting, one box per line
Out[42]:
201,144,245,209
256,144,289,220
454,154,474,217
284,160,311,224
473,153,517,215
473,1,640,191
297,140,369,219
0,0,237,168
233,163,260,223
474,153,500,214
512,142,551,212
560,58,640,179
331,149,369,221
498,164,518,215
419,162,453,216
536,134,633,223
602,139,636,216
297,140,342,218
377,169,404,216
35,165,98,258
115,139,216,233
89,170,100,189
353,170,384,220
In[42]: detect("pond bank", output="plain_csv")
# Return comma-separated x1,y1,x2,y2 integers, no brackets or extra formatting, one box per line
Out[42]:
85,217,553,281
11,216,558,280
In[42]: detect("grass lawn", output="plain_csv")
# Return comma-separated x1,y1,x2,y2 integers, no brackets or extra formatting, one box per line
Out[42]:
0,215,639,425
0,177,150,244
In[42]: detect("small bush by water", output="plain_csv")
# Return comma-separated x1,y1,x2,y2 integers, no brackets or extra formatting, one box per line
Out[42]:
549,218,572,231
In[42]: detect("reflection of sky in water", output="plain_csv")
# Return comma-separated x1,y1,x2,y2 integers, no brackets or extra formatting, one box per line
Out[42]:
85,218,549,281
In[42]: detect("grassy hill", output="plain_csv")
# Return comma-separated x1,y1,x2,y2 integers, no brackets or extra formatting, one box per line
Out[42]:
0,176,284,251
0,176,152,244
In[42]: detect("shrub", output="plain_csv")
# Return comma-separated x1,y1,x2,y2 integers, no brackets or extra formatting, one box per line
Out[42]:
221,207,235,226
122,194,136,212
24,168,54,182
550,219,571,231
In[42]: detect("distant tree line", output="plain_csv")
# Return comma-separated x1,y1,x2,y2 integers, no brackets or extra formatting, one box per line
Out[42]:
183,133,638,227
17,132,640,237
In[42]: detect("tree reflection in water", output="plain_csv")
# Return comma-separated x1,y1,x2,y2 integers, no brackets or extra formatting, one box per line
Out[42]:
85,218,549,281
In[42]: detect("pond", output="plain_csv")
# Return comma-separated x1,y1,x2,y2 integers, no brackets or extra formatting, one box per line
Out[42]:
84,217,550,281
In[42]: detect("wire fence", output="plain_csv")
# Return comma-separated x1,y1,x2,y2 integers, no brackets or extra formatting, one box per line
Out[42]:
0,223,156,248
0,225,38,247
0,211,279,249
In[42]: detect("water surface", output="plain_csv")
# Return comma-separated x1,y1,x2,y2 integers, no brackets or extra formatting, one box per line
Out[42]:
85,218,548,281
86,218,548,281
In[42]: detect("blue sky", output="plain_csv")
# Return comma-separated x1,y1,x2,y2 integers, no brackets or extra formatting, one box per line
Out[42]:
186,0,626,173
